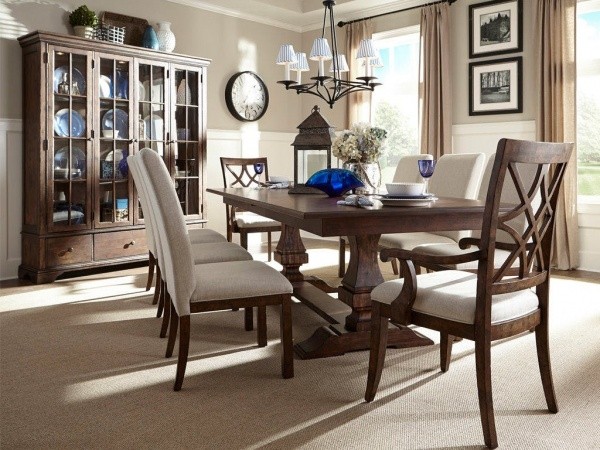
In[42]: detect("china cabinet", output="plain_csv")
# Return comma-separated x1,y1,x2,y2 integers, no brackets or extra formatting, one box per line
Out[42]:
18,31,210,283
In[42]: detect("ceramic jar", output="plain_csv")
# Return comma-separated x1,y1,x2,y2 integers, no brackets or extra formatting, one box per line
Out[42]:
156,22,176,52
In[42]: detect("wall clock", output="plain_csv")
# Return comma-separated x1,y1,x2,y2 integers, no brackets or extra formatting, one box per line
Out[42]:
225,71,269,122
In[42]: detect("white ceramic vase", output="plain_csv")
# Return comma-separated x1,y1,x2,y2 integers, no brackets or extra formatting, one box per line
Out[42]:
156,21,176,52
73,25,94,39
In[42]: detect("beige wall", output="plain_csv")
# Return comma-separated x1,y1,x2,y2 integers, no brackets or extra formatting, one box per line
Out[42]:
0,0,304,131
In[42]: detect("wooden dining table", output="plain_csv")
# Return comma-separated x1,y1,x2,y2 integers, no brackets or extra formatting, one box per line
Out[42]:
207,187,489,359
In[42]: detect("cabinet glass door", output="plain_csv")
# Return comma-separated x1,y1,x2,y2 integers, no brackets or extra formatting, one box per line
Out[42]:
96,55,133,227
137,62,168,223
49,48,91,231
173,67,202,218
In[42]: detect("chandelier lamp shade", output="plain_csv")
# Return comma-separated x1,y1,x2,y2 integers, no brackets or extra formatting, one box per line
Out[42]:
276,0,382,108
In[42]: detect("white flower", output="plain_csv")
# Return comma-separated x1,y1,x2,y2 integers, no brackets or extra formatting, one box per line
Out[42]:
332,123,387,163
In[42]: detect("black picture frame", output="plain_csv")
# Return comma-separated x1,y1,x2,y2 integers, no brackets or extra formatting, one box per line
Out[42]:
469,0,523,58
469,57,522,116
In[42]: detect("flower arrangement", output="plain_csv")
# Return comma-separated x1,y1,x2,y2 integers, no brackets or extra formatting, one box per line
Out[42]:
332,123,387,163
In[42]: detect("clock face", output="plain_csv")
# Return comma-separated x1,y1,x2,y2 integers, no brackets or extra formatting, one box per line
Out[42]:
225,71,269,122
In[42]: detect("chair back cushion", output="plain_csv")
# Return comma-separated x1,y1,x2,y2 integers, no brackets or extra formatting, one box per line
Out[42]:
127,155,155,255
429,153,485,242
393,154,434,183
137,149,195,316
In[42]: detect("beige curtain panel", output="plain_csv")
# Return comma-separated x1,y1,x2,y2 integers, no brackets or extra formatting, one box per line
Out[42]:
419,2,452,159
535,0,579,270
345,19,373,127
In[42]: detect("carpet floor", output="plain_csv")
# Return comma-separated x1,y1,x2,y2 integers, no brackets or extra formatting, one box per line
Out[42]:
1,240,599,449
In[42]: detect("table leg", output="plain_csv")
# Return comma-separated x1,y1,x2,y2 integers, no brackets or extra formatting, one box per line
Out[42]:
276,228,433,359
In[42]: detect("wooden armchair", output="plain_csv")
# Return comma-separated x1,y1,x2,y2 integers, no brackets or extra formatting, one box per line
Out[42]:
364,139,573,448
134,149,293,391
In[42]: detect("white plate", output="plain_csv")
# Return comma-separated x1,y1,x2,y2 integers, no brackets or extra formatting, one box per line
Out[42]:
54,108,85,137
144,114,164,140
99,75,112,98
379,197,437,207
104,149,123,162
54,146,86,178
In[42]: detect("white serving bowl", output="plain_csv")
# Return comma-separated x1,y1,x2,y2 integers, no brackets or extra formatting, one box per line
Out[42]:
102,129,119,138
385,182,425,196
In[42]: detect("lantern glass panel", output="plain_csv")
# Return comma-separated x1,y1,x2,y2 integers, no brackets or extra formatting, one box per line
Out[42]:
297,149,329,184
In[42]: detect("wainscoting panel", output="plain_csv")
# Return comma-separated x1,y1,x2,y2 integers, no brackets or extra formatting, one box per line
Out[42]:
452,120,537,157
0,119,23,280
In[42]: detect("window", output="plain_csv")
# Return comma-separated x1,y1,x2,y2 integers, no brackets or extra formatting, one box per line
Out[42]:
577,0,600,199
372,26,420,183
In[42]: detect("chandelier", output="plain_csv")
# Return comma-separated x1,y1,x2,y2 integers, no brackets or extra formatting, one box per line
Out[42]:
276,0,382,108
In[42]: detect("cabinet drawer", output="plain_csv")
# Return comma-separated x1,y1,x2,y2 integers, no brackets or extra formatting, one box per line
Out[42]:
94,230,148,261
46,235,93,267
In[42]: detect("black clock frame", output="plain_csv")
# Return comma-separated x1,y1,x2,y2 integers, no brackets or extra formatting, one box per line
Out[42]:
225,71,269,122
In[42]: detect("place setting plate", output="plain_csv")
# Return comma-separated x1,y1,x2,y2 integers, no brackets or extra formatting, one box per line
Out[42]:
376,193,437,207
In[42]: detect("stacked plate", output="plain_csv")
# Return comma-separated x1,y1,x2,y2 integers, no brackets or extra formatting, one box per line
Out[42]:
376,193,437,207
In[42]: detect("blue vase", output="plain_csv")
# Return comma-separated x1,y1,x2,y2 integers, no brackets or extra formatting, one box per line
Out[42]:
142,25,159,50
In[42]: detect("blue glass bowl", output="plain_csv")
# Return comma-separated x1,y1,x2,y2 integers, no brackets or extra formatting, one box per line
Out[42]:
305,168,364,197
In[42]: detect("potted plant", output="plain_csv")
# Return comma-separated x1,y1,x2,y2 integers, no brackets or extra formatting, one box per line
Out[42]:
69,5,98,39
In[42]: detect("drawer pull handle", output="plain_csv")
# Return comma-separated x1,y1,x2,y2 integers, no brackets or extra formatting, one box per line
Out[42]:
59,247,74,257
125,240,136,248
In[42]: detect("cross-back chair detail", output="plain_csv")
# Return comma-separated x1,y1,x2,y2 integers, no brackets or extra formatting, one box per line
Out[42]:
365,138,573,449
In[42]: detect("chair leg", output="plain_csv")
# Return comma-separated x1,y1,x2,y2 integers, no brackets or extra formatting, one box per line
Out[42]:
244,308,254,331
391,258,399,276
365,302,389,402
257,305,267,347
174,315,190,391
146,251,155,291
152,265,161,305
160,291,171,338
475,334,498,449
440,333,454,372
156,279,166,318
166,301,179,358
535,320,558,413
267,232,272,262
240,231,248,250
280,294,294,379
338,237,346,278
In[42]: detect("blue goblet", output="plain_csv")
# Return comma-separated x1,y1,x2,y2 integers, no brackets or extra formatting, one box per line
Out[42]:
418,159,436,195
253,162,264,187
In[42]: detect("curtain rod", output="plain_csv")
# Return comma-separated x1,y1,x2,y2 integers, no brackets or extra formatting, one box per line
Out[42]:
337,0,457,27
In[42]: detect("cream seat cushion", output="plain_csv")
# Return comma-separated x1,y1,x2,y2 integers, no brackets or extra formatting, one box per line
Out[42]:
235,212,280,229
191,242,252,264
409,242,514,271
191,260,293,302
371,270,538,324
379,232,456,250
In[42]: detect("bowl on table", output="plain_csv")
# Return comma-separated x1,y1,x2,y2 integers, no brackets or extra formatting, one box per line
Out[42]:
385,182,425,196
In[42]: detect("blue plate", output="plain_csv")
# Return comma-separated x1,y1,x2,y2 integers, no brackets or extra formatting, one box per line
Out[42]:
54,109,85,137
102,109,129,139
53,66,86,94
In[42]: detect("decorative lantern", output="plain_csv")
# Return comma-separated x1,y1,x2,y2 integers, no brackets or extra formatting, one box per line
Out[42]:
289,105,334,192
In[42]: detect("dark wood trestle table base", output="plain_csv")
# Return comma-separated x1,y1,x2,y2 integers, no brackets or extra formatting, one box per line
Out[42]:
207,188,488,359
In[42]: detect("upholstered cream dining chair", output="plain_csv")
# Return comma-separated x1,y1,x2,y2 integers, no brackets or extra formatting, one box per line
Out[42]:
364,139,573,448
129,155,253,337
134,148,294,391
377,153,486,273
338,154,434,277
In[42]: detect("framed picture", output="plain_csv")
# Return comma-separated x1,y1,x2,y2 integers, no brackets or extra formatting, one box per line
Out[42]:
469,0,522,58
469,57,522,116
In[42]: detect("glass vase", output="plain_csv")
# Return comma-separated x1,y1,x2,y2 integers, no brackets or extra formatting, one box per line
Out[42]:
342,160,381,195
